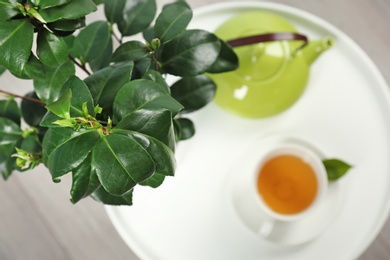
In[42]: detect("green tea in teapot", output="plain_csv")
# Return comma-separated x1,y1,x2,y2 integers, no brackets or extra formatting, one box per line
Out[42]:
209,11,333,118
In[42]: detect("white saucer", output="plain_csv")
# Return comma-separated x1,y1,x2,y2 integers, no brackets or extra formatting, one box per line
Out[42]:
229,134,343,246
106,2,390,259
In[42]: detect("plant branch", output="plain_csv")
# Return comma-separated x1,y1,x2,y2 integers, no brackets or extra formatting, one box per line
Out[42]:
0,89,45,105
68,55,91,76
112,31,122,45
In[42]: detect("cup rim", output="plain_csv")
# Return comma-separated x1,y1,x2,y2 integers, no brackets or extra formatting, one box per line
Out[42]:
252,143,328,222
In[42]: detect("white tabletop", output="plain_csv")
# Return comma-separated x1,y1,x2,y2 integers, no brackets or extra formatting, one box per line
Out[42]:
0,0,389,259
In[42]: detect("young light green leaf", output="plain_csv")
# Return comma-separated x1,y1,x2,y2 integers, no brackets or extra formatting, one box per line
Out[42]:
37,29,68,67
91,186,133,206
39,0,97,23
170,75,216,113
46,129,100,179
72,21,111,63
70,153,101,204
113,79,183,122
33,60,75,103
0,98,21,126
103,0,125,24
92,133,155,195
111,41,149,63
0,19,34,75
117,0,156,36
174,117,195,141
160,29,221,77
323,159,352,181
154,1,192,43
45,88,72,119
0,0,20,21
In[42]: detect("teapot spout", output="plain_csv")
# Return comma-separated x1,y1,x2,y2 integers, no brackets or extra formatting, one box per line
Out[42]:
301,37,334,65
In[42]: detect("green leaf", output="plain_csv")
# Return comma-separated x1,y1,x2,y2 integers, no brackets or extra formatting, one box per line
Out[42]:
170,75,216,113
323,159,352,181
111,40,149,63
92,133,155,195
142,69,170,94
0,19,34,75
22,53,46,80
0,0,20,21
0,145,17,180
0,98,21,126
37,29,68,67
132,57,151,79
70,153,100,204
0,65,5,75
160,29,221,77
139,173,165,188
33,60,75,103
89,36,112,72
72,21,111,63
61,76,94,117
0,117,22,146
102,0,125,24
46,17,86,32
174,117,195,141
113,79,183,122
39,0,97,23
45,88,72,119
207,39,239,73
117,0,156,37
45,129,100,179
84,61,133,120
30,0,72,9
115,108,175,151
92,0,103,4
21,92,47,127
154,1,192,43
91,186,133,206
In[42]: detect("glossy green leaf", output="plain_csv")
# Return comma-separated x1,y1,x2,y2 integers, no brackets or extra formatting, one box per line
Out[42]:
89,36,112,72
39,0,97,23
111,41,149,63
113,79,183,122
33,60,75,103
142,69,170,94
170,75,216,113
30,0,71,9
103,0,125,24
19,134,41,153
47,17,86,32
0,117,22,146
37,29,68,67
21,92,47,127
160,29,221,77
40,111,62,128
92,0,103,4
323,159,352,181
71,21,111,63
0,65,5,75
70,153,100,203
117,0,156,36
154,1,192,43
0,98,21,126
92,133,155,195
207,39,239,73
22,53,45,80
174,117,195,141
46,129,100,179
132,57,151,79
45,88,72,119
42,127,71,164
139,173,165,188
0,0,19,21
91,186,133,206
115,108,175,150
0,144,17,179
61,76,94,117
0,19,34,75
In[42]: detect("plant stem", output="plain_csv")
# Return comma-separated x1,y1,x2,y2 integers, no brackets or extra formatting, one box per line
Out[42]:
68,55,92,76
0,89,45,105
112,31,122,45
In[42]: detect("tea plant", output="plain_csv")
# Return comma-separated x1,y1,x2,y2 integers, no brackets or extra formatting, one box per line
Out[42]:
0,0,238,205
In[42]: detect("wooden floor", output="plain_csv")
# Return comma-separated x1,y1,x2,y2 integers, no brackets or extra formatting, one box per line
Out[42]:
0,0,389,259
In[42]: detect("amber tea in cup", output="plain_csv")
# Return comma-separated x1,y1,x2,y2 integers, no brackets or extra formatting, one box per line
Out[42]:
254,144,327,221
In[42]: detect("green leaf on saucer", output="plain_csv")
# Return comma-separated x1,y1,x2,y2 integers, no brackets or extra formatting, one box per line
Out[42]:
323,159,352,181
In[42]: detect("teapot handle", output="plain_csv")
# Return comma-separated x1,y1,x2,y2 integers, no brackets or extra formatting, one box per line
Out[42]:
227,32,308,50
